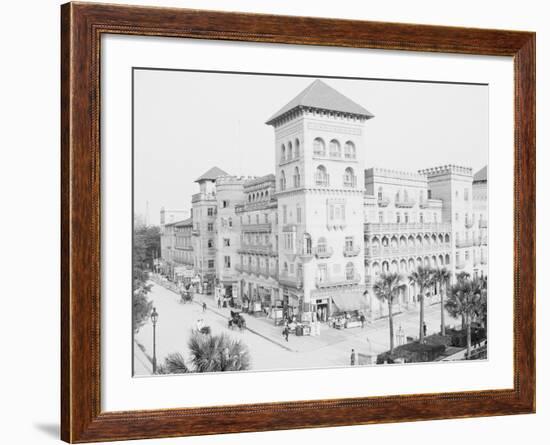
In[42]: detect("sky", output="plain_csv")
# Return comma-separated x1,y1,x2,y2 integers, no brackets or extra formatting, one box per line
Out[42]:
133,69,488,225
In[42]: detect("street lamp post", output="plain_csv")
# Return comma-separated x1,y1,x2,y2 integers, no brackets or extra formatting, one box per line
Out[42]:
151,307,159,374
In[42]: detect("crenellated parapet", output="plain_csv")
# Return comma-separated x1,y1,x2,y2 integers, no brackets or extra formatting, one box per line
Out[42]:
418,164,473,177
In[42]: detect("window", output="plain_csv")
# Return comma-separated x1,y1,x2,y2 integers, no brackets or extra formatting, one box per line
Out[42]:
296,205,302,223
287,141,293,159
207,239,214,248
207,207,214,216
344,141,356,159
343,167,356,187
264,213,269,223
345,236,354,252
404,212,409,223
377,187,383,200
378,211,384,223
329,139,341,157
207,223,214,232
279,170,286,191
293,166,301,188
282,205,287,224
256,214,260,224
464,188,469,201
313,137,326,156
315,165,329,186
228,217,233,228
317,237,327,253
289,263,295,274
318,264,328,282
208,259,215,269
419,213,424,223
346,262,355,280
295,139,300,158
396,212,401,223
224,256,231,268
223,238,230,247
281,144,286,162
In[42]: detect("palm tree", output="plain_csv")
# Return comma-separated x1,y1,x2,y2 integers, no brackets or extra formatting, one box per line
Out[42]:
408,265,434,342
445,276,486,358
373,272,405,354
157,352,189,374
188,332,250,372
432,267,451,335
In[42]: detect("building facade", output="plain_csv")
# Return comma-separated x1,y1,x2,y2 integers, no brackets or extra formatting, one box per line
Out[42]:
158,79,488,321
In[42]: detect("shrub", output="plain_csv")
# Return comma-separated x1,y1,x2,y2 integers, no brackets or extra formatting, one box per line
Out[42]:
377,341,446,364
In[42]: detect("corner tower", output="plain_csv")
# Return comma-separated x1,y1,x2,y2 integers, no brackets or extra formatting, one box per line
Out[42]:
266,79,374,320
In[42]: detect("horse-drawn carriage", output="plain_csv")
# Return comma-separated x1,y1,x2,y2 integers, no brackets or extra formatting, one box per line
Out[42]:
179,288,193,304
228,310,246,330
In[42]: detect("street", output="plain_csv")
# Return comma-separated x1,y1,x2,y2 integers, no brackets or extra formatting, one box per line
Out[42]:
134,281,459,375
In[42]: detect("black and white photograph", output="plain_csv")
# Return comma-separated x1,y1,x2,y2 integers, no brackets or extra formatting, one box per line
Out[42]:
132,69,489,376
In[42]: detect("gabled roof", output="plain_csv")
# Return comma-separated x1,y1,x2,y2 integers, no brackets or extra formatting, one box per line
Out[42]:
473,166,487,183
194,166,228,182
266,79,374,125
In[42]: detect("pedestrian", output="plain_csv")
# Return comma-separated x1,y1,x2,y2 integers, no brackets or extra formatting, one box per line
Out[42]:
202,302,207,312
360,313,366,328
423,321,427,337
350,349,356,366
217,297,221,309
283,325,289,342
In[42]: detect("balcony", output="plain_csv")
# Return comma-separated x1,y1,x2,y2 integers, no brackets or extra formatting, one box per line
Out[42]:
238,243,274,254
191,192,216,203
395,199,416,209
316,276,360,289
314,246,334,259
343,246,361,257
479,219,488,228
364,222,452,235
456,239,473,248
241,223,272,233
418,199,429,209
377,196,390,207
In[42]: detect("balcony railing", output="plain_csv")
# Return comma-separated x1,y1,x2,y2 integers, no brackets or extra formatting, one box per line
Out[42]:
418,199,429,209
343,247,361,257
456,240,474,248
316,276,360,289
241,223,272,233
377,196,390,207
238,243,274,254
314,246,334,259
364,222,451,234
365,243,452,258
395,199,416,208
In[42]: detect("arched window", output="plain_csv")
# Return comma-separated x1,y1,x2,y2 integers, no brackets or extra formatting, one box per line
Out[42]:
295,139,300,158
283,262,288,274
281,144,286,162
293,166,301,188
303,233,312,255
315,165,329,186
317,237,327,254
344,141,356,159
329,139,341,157
279,170,286,191
377,187,383,200
313,137,326,156
343,167,355,187
287,141,293,160
395,191,400,202
346,262,355,280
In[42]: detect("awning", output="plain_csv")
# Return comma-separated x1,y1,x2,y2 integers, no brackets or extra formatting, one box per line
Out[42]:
331,292,368,312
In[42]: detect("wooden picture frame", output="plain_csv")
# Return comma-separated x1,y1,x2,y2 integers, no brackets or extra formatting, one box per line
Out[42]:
61,2,536,442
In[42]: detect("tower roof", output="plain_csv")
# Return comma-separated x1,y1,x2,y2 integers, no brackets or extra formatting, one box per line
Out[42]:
473,166,487,183
194,166,228,182
265,79,374,125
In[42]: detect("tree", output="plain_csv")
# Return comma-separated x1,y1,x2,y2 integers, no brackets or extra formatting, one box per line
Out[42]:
188,332,250,372
432,267,451,335
445,276,486,358
132,222,161,333
408,265,434,342
157,353,189,374
373,272,405,354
